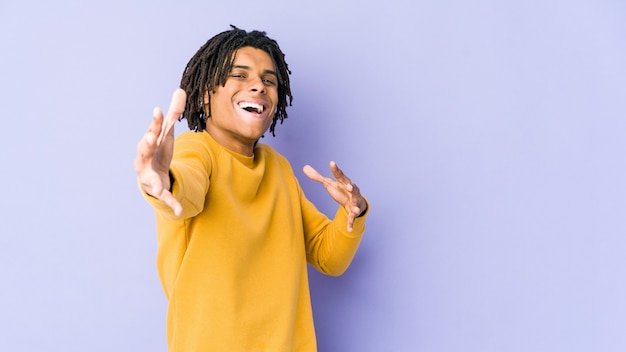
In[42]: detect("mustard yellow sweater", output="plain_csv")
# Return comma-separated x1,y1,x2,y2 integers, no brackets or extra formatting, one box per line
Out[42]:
143,131,367,352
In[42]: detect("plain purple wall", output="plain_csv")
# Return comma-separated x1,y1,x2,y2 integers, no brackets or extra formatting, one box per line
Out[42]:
1,0,625,351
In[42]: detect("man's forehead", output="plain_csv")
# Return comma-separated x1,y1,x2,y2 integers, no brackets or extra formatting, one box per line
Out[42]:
230,47,276,71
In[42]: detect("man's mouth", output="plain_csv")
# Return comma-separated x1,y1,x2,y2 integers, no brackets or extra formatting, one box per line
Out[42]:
238,101,265,114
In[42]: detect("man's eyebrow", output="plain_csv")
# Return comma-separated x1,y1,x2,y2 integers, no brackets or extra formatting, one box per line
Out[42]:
231,65,277,76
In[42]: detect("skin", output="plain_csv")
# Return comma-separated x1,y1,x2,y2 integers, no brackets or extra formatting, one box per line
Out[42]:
134,46,367,231
205,47,279,156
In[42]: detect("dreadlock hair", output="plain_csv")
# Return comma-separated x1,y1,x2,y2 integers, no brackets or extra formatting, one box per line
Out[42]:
179,25,293,136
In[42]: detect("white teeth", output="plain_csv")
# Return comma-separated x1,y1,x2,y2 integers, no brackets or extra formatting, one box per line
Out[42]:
238,102,264,113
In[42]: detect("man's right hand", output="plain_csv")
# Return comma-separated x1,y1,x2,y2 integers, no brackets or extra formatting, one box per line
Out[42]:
134,88,187,216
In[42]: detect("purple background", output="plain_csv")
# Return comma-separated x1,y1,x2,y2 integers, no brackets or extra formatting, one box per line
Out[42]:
1,0,625,351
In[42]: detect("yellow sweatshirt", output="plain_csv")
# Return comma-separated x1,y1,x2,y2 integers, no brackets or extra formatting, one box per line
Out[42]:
143,131,367,352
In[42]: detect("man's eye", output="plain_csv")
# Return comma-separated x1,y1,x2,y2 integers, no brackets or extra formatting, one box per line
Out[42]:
231,73,245,79
263,78,276,86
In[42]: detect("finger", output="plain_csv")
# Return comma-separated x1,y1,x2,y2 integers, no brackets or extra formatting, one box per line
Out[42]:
346,211,356,232
349,183,367,214
349,182,360,196
158,191,183,217
146,107,164,145
304,165,339,189
329,161,352,186
135,108,164,171
158,88,187,144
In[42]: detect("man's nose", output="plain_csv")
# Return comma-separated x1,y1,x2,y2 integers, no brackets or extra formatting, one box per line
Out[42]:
249,76,266,94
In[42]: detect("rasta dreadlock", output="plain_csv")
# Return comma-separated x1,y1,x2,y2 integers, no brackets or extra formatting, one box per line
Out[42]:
179,25,293,136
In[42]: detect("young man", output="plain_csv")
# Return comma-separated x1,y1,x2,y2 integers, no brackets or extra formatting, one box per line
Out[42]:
134,26,369,352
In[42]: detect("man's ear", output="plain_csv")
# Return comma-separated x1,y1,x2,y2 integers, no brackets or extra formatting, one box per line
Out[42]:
202,90,210,117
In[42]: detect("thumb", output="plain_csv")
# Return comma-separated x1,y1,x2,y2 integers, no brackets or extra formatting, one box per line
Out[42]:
303,164,323,183
158,88,187,144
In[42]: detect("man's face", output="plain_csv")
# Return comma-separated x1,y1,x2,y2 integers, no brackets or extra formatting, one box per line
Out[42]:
205,46,279,155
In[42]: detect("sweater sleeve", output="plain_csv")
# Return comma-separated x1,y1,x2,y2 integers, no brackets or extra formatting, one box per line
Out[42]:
300,185,369,276
141,132,212,220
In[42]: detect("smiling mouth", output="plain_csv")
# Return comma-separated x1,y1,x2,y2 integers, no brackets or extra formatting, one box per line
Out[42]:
238,101,265,114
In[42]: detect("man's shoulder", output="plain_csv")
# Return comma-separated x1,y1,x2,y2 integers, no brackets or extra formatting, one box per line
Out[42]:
172,131,218,162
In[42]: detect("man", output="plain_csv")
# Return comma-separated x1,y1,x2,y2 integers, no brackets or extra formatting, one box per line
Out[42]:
135,25,369,351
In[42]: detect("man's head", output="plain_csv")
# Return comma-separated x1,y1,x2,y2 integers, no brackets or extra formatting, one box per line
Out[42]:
179,25,293,135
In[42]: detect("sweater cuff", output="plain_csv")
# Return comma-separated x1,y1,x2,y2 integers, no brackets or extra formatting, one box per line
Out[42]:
336,196,369,237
